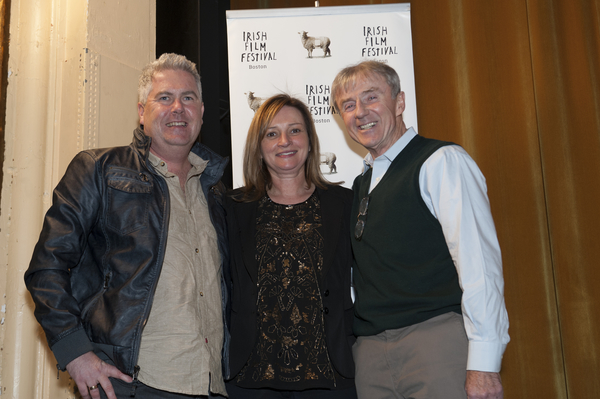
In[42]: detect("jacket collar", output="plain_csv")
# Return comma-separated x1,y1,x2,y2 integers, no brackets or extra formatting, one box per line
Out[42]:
132,126,152,161
131,126,229,188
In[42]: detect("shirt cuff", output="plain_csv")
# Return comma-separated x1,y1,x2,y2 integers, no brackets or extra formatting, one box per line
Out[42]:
466,341,507,372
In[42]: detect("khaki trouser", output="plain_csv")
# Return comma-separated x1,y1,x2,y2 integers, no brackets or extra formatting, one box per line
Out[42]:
352,312,468,399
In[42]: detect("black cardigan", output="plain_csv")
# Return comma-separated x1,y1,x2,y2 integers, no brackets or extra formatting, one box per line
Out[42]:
224,184,356,380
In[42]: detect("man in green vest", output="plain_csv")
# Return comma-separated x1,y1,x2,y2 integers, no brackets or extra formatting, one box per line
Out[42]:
331,61,509,399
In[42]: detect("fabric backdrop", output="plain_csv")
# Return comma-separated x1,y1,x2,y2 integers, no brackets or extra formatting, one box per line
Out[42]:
230,1,600,398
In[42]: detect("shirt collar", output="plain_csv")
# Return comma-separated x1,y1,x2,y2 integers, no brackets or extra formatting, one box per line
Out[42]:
361,127,418,174
148,151,209,178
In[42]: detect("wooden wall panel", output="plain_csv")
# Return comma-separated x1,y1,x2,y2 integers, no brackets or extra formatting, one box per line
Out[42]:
528,0,600,397
411,1,565,396
229,0,600,397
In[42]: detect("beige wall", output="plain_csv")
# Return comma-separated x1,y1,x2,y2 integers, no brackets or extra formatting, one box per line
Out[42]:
0,0,155,396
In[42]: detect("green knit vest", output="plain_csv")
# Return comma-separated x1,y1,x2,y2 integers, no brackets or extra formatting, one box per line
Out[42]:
351,135,463,336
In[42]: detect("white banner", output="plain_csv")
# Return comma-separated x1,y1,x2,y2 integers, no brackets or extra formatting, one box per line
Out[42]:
226,4,416,188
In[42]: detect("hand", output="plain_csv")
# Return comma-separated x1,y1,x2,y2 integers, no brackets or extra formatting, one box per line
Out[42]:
465,370,503,399
66,351,133,399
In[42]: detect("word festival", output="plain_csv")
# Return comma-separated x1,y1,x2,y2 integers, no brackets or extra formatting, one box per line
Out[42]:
361,25,398,57
306,84,337,116
240,31,277,62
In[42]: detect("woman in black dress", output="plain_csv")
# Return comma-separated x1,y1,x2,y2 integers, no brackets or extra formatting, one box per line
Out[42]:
224,94,357,399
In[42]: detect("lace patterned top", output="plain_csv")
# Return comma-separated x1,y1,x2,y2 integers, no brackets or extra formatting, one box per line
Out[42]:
234,192,336,390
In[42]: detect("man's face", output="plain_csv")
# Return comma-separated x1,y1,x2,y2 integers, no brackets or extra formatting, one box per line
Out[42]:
138,69,204,157
337,73,406,159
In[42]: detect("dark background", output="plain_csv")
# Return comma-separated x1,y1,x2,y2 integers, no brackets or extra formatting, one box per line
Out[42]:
156,0,232,186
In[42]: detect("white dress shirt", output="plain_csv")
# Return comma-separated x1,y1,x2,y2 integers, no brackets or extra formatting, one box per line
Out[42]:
364,127,510,372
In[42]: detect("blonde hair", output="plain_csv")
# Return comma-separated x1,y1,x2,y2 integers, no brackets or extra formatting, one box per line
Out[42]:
238,94,332,202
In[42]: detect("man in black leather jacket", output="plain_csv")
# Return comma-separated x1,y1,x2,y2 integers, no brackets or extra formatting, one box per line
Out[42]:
25,54,230,399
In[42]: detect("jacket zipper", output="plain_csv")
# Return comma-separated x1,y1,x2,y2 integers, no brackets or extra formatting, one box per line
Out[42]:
129,164,170,374
129,365,140,397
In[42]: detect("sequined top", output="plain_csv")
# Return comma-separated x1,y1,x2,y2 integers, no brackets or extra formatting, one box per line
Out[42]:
235,192,336,390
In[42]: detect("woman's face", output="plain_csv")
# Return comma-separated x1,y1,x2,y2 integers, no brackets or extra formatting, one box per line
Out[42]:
260,105,310,179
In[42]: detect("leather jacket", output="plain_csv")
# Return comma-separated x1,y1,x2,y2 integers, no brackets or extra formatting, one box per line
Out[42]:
25,127,230,377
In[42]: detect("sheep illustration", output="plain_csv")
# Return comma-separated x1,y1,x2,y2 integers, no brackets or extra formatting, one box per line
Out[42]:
244,91,264,113
298,31,331,58
320,152,337,174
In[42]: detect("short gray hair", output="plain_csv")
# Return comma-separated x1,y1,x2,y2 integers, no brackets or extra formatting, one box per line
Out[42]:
138,53,202,105
331,60,401,113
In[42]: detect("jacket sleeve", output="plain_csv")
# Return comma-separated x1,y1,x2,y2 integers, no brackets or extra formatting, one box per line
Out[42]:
24,151,102,369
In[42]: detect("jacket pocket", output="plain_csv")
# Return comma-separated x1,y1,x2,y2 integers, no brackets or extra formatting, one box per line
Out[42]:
106,167,153,234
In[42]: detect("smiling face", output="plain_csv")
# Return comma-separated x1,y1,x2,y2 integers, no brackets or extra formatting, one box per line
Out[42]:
260,105,310,179
137,69,204,158
338,72,406,159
